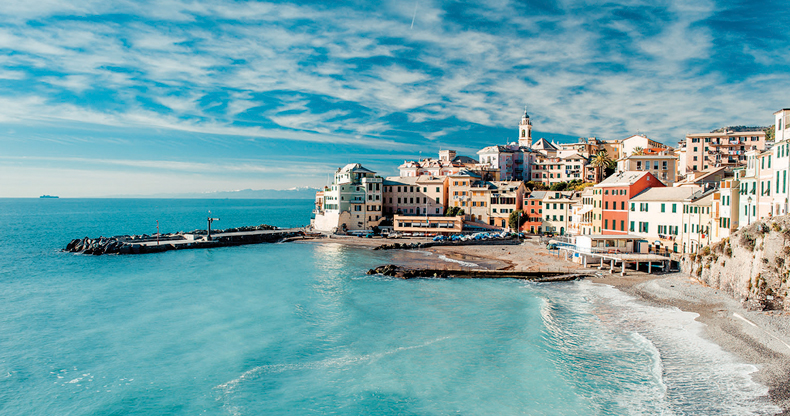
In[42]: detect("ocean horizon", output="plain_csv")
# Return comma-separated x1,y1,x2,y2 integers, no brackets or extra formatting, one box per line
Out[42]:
0,198,779,415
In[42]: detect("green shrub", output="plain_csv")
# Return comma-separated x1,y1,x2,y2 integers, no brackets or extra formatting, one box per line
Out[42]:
773,222,782,232
701,246,711,256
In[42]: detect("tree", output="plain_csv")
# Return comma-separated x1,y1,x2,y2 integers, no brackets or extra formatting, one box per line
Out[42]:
445,206,465,217
550,182,568,191
590,151,615,182
508,210,525,230
631,146,645,156
766,125,775,142
525,181,548,191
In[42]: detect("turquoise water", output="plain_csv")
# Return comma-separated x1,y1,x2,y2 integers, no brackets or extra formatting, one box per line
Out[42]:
0,199,779,415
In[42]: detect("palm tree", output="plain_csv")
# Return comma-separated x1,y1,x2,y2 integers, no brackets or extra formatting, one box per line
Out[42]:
590,151,615,182
631,146,645,156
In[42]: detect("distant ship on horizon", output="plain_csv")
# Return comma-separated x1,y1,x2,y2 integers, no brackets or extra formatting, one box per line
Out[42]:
39,195,59,199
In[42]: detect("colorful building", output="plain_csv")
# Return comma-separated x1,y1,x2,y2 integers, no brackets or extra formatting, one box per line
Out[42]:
595,171,665,235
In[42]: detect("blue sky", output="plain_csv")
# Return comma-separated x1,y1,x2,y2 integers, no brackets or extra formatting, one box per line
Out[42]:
1,0,788,197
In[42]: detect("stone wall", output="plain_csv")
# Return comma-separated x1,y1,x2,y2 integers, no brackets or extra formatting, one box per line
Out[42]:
680,217,790,311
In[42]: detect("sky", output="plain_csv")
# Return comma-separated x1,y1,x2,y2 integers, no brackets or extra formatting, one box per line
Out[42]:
1,0,789,197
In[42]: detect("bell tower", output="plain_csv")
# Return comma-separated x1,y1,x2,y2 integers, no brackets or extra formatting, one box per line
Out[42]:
518,106,532,148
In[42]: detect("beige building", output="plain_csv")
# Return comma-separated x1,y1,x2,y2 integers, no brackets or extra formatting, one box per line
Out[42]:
393,215,462,235
382,176,448,217
541,191,580,235
616,152,678,185
682,130,767,174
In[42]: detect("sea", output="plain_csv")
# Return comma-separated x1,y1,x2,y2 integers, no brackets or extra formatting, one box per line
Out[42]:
0,198,780,415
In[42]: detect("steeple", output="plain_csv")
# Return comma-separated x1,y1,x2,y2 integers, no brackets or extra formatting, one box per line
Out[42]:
518,106,532,148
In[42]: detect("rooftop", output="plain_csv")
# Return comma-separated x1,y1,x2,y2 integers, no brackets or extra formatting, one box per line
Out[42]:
595,171,653,187
630,186,699,202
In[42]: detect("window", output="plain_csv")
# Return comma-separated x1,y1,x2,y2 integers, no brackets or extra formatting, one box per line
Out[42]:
630,221,635,232
621,201,625,210
605,219,608,229
620,220,625,231
605,201,609,209
631,203,635,211
661,203,665,213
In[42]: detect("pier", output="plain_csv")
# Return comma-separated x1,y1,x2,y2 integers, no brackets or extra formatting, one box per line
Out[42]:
64,225,305,255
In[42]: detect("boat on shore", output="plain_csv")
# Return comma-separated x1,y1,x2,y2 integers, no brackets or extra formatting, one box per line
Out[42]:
40,195,59,198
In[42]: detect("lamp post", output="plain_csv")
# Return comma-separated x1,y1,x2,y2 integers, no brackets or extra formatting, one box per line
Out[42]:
207,211,220,241
747,196,753,225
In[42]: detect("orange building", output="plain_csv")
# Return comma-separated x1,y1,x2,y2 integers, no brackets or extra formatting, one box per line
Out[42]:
520,191,546,234
594,171,665,234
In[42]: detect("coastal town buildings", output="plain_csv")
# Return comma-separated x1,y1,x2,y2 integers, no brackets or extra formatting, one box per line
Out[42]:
595,171,665,235
757,148,775,219
711,178,740,242
398,150,476,177
541,191,580,235
618,134,669,159
313,164,383,232
772,138,790,216
616,151,678,185
775,109,790,142
628,187,698,253
382,176,448,216
679,189,716,254
681,129,766,174
521,191,546,234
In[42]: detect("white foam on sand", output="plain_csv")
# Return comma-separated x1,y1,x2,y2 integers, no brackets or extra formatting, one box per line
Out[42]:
535,280,780,415
436,254,478,268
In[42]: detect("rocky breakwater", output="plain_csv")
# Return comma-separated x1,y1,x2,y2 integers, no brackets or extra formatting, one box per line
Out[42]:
681,217,790,311
366,264,589,281
64,224,297,255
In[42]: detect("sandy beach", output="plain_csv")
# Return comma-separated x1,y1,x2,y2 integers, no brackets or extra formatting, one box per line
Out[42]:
298,235,790,414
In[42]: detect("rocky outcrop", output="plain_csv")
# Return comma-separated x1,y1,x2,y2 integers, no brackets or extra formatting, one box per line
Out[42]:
365,264,589,281
681,218,790,311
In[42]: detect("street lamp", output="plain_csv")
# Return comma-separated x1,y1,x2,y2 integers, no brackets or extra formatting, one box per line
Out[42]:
747,196,752,225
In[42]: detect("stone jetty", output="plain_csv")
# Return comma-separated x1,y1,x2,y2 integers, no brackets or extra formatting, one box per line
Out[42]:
366,264,590,282
64,224,304,255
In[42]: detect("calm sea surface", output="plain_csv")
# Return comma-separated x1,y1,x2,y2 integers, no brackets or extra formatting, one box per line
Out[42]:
0,199,779,415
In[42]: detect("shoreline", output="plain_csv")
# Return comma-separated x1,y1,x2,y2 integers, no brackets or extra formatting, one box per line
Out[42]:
299,236,790,414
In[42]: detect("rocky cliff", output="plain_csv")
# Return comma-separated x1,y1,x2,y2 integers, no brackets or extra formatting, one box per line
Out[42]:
680,217,790,311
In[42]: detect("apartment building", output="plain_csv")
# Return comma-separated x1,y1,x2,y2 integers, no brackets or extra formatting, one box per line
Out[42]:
775,109,790,142
771,139,790,216
683,130,766,173
488,181,528,228
711,178,740,242
616,152,678,185
398,150,476,177
619,134,669,159
757,149,775,219
382,176,448,216
737,152,760,228
313,164,383,232
628,187,699,253
521,191,546,234
574,187,595,235
595,171,665,235
679,189,716,254
541,191,580,235
529,153,589,186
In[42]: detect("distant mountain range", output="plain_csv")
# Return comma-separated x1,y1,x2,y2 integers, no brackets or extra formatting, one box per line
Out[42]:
112,187,320,199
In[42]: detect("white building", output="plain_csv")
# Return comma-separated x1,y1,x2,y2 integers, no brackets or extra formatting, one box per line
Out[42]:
628,187,699,253
313,164,383,233
774,108,790,143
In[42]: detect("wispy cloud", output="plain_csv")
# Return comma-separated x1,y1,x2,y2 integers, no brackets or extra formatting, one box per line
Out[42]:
0,0,788,196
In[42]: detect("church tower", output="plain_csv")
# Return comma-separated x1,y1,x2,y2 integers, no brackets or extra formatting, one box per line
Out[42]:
518,107,532,148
